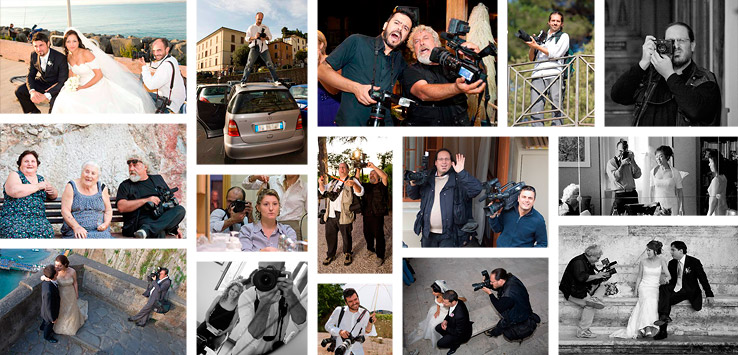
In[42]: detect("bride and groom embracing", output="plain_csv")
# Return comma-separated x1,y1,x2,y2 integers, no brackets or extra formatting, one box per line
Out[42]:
39,255,88,343
16,29,156,114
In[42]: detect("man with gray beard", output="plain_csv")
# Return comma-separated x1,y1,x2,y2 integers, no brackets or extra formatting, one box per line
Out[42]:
400,25,486,126
116,154,185,238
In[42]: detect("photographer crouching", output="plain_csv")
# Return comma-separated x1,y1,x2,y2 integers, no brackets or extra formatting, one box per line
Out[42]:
478,268,541,341
116,154,186,238
323,288,377,355
128,267,171,327
138,38,186,113
400,22,490,126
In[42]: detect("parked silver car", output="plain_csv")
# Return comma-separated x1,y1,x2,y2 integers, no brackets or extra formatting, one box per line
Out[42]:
224,83,305,160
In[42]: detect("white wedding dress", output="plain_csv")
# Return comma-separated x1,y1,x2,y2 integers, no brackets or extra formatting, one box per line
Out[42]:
610,264,661,338
407,296,449,349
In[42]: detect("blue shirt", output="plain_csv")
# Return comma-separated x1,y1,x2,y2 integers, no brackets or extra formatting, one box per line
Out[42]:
489,204,547,248
239,221,296,251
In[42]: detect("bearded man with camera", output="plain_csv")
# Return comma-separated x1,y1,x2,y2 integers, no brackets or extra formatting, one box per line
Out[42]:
319,163,364,266
611,22,720,126
116,154,185,239
138,38,186,113
323,288,377,355
209,186,253,233
606,139,642,215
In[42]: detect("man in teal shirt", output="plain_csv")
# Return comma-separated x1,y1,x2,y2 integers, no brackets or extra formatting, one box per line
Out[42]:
489,186,547,247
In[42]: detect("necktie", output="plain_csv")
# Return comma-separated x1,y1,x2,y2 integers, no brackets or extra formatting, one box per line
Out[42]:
675,260,683,292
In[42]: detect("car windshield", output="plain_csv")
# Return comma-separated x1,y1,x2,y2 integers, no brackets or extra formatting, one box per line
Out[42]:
289,86,308,99
228,89,297,114
202,86,228,96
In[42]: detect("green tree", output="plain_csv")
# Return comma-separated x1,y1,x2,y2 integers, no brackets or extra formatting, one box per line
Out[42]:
232,45,250,67
295,49,308,63
318,283,345,331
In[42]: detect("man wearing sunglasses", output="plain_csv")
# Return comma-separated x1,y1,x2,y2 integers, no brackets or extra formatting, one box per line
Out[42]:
611,22,721,126
116,155,186,238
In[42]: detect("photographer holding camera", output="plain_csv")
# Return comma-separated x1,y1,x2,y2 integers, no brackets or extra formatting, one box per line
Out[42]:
319,163,364,265
241,12,280,84
116,155,185,238
407,149,482,248
607,139,642,215
318,6,418,126
128,267,170,327
488,186,547,247
232,262,306,355
139,38,186,113
324,288,377,355
521,11,569,126
611,22,720,126
480,268,540,341
209,186,253,233
559,245,611,338
399,25,486,126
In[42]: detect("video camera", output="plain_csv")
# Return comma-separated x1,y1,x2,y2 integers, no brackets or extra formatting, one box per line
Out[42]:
596,258,618,281
478,178,526,216
654,39,675,56
403,151,430,186
434,18,496,84
252,264,287,292
514,29,546,45
472,269,492,291
366,89,416,126
144,186,179,219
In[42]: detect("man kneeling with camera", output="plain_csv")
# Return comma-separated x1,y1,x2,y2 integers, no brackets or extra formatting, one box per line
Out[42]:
209,186,253,233
138,38,186,113
116,154,186,238
323,288,377,355
400,22,487,126
478,268,540,341
128,267,171,327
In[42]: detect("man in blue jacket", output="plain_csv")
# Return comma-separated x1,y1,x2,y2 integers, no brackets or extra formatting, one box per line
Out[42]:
406,149,482,247
489,186,547,247
481,268,540,340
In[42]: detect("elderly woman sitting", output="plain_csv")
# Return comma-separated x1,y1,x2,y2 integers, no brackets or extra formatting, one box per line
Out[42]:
239,189,297,251
61,161,113,238
559,183,585,216
0,150,57,238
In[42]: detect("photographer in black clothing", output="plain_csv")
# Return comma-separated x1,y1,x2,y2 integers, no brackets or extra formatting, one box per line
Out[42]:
611,22,721,126
362,162,389,266
401,25,486,126
116,155,185,239
559,245,610,338
481,268,540,340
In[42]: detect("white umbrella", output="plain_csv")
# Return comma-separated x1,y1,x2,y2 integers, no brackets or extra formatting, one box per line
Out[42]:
343,283,393,312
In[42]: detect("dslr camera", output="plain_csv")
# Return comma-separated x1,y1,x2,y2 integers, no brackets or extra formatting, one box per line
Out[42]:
432,18,496,84
252,265,287,292
514,29,546,44
320,337,337,352
472,269,492,291
335,334,366,355
654,39,675,56
148,266,165,280
366,89,416,126
229,200,249,214
132,48,151,62
144,186,179,219
258,28,268,39
403,151,430,187
154,95,173,114
478,178,526,216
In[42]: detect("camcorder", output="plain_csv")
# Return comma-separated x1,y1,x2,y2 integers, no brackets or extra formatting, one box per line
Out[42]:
252,264,287,292
514,29,546,44
144,186,179,219
654,39,675,56
595,258,618,282
478,178,526,216
433,19,496,84
472,269,492,291
366,89,416,126
229,200,249,214
403,151,430,186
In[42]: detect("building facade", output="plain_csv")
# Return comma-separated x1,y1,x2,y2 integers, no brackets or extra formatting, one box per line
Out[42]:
283,35,307,59
197,27,247,73
268,40,294,68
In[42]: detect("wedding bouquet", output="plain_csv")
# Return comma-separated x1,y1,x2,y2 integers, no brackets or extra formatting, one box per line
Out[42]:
65,76,80,92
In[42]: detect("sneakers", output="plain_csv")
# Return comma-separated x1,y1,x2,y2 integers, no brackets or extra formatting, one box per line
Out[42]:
585,297,605,309
134,229,148,239
323,256,335,265
576,329,596,338
344,253,353,266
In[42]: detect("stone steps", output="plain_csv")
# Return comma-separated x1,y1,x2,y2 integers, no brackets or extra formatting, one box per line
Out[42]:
68,334,103,353
559,327,738,354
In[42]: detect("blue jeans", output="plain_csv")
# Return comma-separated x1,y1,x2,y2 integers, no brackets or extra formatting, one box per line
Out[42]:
241,46,279,83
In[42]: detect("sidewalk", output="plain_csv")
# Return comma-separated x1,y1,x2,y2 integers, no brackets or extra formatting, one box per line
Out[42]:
317,212,393,274
8,290,185,355
0,57,33,114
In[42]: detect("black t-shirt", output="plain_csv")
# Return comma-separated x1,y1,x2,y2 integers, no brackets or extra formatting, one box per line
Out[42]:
362,182,388,216
116,175,170,234
400,62,468,126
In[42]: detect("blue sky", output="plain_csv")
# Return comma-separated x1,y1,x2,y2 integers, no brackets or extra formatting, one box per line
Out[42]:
1,0,183,7
197,0,307,41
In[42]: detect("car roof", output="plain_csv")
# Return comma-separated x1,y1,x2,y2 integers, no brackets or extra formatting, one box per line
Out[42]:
197,83,230,88
233,82,289,92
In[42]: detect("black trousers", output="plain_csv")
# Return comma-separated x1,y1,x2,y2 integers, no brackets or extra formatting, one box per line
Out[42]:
435,323,463,351
422,232,455,248
363,214,385,259
40,318,55,340
197,322,224,355
15,80,57,113
325,212,352,257
611,190,638,215
657,285,693,332
133,205,186,238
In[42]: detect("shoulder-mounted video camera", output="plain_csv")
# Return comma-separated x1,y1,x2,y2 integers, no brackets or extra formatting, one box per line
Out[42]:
478,178,526,216
433,18,496,84
144,186,179,219
403,151,430,186
366,89,416,126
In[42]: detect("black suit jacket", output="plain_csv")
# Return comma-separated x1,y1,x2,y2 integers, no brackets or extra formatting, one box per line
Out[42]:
445,300,473,342
26,48,68,97
668,255,714,311
41,281,60,323
144,277,172,302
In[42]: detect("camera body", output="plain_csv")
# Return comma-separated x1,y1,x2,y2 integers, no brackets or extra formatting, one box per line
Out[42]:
514,29,545,44
230,200,248,213
654,39,675,56
320,337,337,352
403,151,430,186
252,265,287,292
335,334,365,355
596,258,618,281
478,178,527,216
144,186,180,219
148,266,164,280
437,19,495,84
366,89,416,126
472,269,492,291
259,28,268,39
132,49,151,62
430,47,486,84
154,95,173,113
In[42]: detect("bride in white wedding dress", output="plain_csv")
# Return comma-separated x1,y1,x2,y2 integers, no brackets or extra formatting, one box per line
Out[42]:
610,241,671,339
51,28,155,113
407,280,452,351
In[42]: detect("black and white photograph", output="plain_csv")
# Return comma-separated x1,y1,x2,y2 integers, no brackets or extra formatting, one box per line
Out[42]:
604,0,737,126
558,136,737,216
559,226,737,354
197,260,307,355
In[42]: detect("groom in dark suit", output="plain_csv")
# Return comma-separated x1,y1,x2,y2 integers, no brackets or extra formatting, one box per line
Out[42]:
654,240,714,340
435,290,473,355
40,264,60,343
15,32,68,113
128,267,171,327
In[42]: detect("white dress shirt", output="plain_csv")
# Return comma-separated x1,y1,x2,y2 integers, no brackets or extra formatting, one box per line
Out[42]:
242,176,307,221
674,255,686,292
31,51,53,100
246,24,273,53
141,55,186,112
532,30,570,78
325,306,377,355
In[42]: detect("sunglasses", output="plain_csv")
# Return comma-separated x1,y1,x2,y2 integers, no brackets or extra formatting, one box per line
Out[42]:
127,159,142,165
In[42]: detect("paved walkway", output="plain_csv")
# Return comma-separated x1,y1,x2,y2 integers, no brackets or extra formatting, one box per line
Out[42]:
403,258,548,355
317,332,392,355
8,290,185,355
1,57,34,114
317,212,393,274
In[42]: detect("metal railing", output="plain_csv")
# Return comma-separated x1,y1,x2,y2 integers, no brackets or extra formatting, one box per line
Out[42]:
508,54,595,126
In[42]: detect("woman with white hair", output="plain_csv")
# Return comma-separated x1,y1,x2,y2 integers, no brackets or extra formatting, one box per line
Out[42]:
61,161,113,238
559,183,580,215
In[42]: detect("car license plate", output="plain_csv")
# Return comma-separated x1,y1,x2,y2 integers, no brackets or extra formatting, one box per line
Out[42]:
255,122,284,132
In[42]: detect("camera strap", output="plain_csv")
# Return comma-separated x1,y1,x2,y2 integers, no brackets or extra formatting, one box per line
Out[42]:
254,292,288,342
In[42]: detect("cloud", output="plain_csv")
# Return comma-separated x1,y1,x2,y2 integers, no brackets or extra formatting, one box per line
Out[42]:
207,0,306,20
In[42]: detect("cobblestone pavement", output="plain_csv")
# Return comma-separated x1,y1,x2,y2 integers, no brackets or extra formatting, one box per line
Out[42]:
9,290,185,355
317,213,393,274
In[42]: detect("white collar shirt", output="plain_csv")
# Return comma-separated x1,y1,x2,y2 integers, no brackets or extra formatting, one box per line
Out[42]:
532,30,570,78
246,24,272,53
325,306,377,355
243,176,307,221
141,56,186,112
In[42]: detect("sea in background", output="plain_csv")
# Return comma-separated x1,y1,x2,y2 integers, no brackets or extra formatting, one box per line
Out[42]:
0,2,186,40
0,249,53,301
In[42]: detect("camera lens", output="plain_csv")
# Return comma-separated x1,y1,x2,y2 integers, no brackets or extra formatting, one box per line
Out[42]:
252,269,278,291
